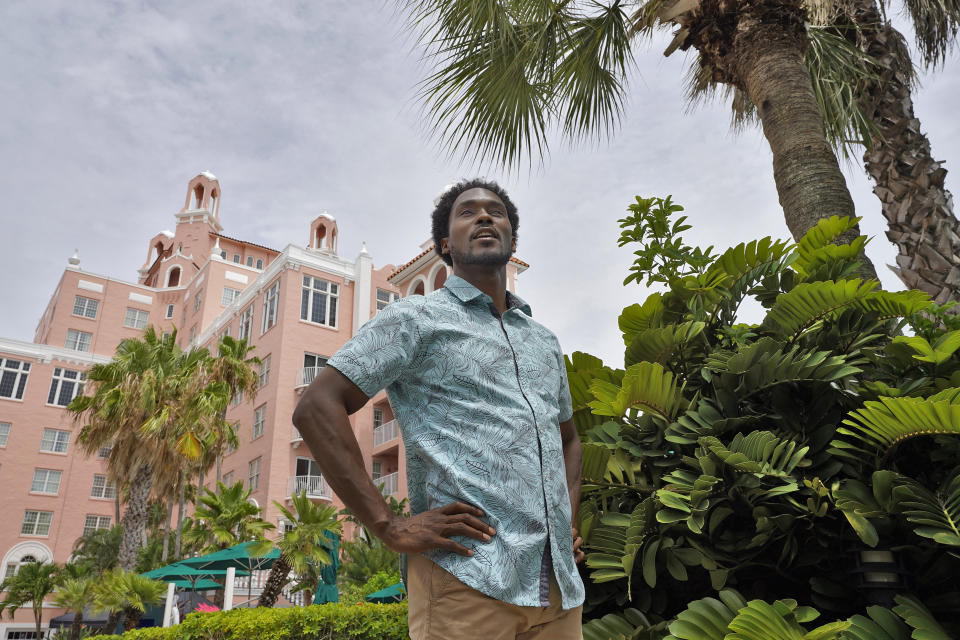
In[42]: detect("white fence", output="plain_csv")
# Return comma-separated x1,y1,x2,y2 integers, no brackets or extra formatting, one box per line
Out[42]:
376,471,399,495
288,475,332,499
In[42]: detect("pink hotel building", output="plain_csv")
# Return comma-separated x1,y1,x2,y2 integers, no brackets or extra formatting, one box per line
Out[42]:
0,173,527,638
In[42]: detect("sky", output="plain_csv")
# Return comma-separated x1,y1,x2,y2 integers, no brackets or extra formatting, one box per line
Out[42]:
1,1,958,367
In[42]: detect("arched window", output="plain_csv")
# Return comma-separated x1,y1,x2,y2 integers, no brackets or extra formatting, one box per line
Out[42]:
192,184,205,210
432,267,447,291
413,281,425,296
166,266,181,288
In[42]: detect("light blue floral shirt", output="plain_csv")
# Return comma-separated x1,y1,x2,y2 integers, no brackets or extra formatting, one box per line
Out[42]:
328,275,585,609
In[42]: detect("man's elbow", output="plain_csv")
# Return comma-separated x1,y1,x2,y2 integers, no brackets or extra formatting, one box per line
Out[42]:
292,389,322,432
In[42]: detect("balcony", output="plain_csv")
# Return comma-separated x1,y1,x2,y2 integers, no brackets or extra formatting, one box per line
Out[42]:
288,475,332,500
291,426,303,444
373,419,398,447
295,366,324,390
375,471,399,495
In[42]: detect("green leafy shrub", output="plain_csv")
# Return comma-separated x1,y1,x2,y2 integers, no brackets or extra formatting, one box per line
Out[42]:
99,601,408,639
574,197,960,637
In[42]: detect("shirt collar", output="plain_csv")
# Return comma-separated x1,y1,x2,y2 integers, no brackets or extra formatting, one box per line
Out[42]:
444,274,532,316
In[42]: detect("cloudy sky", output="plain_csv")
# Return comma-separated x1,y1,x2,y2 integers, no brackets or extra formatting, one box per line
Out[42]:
1,1,958,366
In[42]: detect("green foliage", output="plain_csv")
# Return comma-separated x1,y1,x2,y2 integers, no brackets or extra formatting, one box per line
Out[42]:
576,195,960,635
183,480,274,554
0,561,60,638
618,196,715,287
99,602,408,640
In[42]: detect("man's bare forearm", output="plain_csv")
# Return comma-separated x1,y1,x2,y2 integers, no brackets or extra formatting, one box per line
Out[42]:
292,378,395,537
560,418,582,526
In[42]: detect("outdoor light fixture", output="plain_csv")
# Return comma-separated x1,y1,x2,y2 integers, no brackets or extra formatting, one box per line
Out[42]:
853,548,907,605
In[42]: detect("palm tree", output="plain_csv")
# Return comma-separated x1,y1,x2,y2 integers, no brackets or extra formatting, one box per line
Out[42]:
0,561,59,640
401,1,878,275
71,525,122,575
183,480,275,554
92,569,166,633
69,329,257,572
54,576,96,640
258,492,342,607
851,0,960,304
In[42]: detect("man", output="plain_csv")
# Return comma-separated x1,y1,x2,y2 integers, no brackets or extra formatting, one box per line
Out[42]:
292,179,585,639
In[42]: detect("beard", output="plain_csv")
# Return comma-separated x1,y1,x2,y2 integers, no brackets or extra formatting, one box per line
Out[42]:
449,243,512,267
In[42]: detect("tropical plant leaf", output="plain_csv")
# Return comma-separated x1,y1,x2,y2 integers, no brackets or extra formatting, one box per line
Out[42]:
657,469,720,534
892,594,952,640
892,330,960,365
625,321,706,367
699,431,809,477
845,606,911,640
582,608,658,640
585,499,655,593
589,361,685,420
663,590,747,640
726,599,849,640
832,393,960,462
762,279,880,339
883,470,960,546
620,293,667,344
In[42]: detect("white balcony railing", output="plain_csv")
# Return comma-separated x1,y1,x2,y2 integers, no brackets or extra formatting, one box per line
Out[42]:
291,426,303,443
375,471,399,495
288,475,332,500
373,419,398,447
295,366,324,389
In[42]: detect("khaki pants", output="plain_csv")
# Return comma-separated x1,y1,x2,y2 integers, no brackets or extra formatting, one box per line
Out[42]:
407,553,583,640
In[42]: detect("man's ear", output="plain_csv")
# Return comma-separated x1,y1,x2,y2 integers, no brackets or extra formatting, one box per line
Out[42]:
440,238,450,254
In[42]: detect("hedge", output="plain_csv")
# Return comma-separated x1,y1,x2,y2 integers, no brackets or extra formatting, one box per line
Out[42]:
98,602,408,640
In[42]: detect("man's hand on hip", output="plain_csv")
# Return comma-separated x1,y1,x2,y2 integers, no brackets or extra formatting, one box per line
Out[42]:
379,502,496,557
573,527,585,564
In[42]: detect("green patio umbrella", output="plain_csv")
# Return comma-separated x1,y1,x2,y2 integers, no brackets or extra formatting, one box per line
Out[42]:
170,578,223,591
364,582,406,603
179,542,280,603
141,562,249,591
312,531,340,604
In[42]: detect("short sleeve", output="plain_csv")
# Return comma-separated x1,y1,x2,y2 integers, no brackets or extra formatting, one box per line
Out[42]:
557,346,574,423
327,299,424,398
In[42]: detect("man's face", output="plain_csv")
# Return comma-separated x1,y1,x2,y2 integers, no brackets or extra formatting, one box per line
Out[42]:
441,187,515,268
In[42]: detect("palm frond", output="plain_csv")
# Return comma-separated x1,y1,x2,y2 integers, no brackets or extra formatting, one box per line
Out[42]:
892,594,952,639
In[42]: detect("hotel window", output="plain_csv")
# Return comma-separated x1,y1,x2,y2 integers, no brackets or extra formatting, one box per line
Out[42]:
73,295,99,318
97,444,113,458
304,353,327,370
258,355,271,388
40,428,70,453
165,303,175,319
372,460,382,481
230,390,243,408
0,422,9,446
221,250,227,259
188,325,198,344
124,307,149,330
31,469,62,494
238,305,254,341
48,368,86,407
21,510,53,536
83,515,111,536
300,276,338,327
193,290,203,313
373,408,384,429
222,287,241,306
248,457,261,490
246,256,254,267
256,259,263,269
65,329,92,352
261,281,280,333
91,474,117,499
233,254,241,263
376,288,398,311
0,358,30,400
5,554,37,579
223,471,234,486
253,405,266,439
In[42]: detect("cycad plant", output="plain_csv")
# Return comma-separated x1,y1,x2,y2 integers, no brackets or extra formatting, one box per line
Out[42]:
54,576,95,640
92,568,166,633
573,196,960,637
257,492,342,608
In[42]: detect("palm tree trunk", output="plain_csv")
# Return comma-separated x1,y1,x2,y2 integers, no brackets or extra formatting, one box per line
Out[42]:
257,555,292,608
174,472,187,559
33,602,42,640
854,0,960,303
117,463,153,571
161,498,174,562
123,605,143,631
70,611,83,640
682,0,877,278
100,610,122,636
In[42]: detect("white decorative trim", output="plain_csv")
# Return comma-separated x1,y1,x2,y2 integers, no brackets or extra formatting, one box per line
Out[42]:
407,275,429,296
2,540,53,568
225,270,249,284
194,273,205,288
77,279,104,293
66,267,160,293
0,337,110,365
128,292,153,304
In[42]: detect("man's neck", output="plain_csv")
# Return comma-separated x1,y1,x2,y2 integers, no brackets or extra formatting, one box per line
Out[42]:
452,265,509,314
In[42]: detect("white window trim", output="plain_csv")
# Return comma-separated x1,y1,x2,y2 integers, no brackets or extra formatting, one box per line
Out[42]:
0,421,10,447
21,510,53,537
123,307,150,330
261,281,280,334
72,295,100,319
47,367,85,407
30,469,62,495
300,276,339,328
39,428,70,454
65,329,93,352
252,405,266,440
